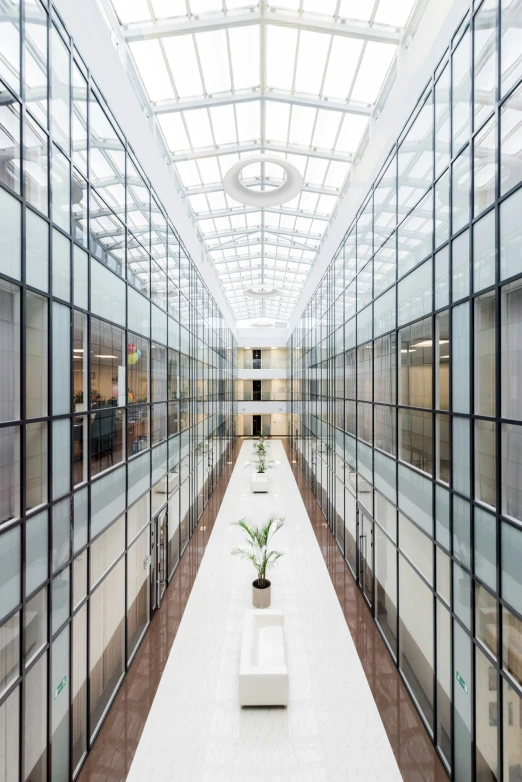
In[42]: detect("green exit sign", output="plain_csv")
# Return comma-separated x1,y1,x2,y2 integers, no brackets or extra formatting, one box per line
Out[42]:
54,675,67,701
456,670,468,695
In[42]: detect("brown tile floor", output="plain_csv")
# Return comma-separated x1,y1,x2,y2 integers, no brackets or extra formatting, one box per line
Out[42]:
78,438,449,782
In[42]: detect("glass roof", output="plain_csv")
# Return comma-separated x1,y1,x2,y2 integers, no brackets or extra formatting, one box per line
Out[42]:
103,0,426,322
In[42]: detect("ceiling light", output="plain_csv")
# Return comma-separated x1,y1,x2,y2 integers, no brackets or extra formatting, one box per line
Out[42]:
223,156,303,207
93,354,118,359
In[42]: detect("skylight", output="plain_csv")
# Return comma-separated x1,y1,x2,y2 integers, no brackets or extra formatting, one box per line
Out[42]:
104,0,426,322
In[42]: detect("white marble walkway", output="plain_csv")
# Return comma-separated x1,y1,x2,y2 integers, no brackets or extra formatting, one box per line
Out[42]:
126,439,402,782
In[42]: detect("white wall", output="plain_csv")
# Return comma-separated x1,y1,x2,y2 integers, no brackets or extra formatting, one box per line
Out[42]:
237,401,288,415
236,328,289,347
270,414,288,436
237,369,286,380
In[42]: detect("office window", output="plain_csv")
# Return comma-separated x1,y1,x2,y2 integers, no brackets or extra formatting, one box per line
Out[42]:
501,82,522,196
25,115,48,215
452,27,471,152
90,318,125,408
399,409,432,475
474,0,496,125
399,555,434,729
500,187,522,281
452,146,470,234
501,279,522,420
501,0,522,96
24,653,47,782
89,559,125,737
474,292,496,417
0,187,21,280
375,525,397,656
399,318,432,408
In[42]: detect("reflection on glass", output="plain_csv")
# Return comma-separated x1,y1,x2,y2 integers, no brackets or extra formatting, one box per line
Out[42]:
24,652,47,782
399,554,434,729
474,116,496,216
399,318,432,408
24,114,48,215
24,0,47,124
0,97,21,194
475,644,498,782
474,0,497,125
452,146,470,234
24,588,47,665
452,27,470,152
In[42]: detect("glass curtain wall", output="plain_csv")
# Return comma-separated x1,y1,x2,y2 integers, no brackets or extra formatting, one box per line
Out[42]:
289,2,522,780
0,3,236,781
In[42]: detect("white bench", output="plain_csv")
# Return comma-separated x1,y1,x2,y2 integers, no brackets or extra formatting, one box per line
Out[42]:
239,609,288,706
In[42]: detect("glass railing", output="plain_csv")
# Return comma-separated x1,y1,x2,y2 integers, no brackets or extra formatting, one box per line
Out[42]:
239,359,287,370
236,393,288,401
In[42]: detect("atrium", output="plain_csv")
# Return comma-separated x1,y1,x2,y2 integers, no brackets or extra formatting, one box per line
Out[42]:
0,0,520,780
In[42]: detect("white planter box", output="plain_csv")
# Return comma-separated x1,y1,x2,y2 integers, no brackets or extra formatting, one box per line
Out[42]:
251,473,268,493
239,609,288,707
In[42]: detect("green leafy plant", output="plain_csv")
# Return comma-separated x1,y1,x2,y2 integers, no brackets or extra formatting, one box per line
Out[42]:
231,514,285,588
253,434,270,454
245,453,274,473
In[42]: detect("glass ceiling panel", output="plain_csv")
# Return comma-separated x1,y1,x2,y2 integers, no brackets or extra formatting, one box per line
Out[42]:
106,0,427,321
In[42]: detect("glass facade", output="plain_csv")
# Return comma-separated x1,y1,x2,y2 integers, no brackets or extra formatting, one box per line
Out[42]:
0,3,236,781
289,2,522,780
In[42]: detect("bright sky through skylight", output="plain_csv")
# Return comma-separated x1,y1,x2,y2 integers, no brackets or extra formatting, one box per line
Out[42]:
106,0,422,321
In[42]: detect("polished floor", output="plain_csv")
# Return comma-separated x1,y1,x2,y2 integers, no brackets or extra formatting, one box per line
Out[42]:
78,438,448,782
125,438,402,781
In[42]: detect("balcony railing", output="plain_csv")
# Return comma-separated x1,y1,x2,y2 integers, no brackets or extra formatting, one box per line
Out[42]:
239,358,286,370
236,393,288,402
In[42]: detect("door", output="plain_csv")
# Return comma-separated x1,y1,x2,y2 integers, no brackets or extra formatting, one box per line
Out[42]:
253,349,261,369
253,415,261,436
253,380,261,401
150,509,167,615
359,508,374,608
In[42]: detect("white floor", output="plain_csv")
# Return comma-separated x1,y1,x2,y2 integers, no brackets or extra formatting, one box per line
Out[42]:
127,440,402,782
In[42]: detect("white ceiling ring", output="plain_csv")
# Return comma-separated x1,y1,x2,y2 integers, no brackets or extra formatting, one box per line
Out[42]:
223,156,304,207
244,287,281,299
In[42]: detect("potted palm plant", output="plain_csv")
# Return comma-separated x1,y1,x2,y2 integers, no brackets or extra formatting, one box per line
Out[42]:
246,453,274,493
253,434,269,455
231,514,285,608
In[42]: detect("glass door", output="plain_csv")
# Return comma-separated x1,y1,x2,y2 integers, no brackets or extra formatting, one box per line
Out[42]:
358,508,374,608
150,508,167,615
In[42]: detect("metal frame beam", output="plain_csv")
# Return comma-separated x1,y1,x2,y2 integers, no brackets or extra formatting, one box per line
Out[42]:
123,11,402,45
184,178,339,197
193,205,330,221
152,90,372,116
202,225,323,241
170,140,353,164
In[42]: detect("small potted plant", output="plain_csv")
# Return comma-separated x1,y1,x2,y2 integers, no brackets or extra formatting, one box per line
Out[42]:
231,514,285,608
253,434,269,455
246,453,274,493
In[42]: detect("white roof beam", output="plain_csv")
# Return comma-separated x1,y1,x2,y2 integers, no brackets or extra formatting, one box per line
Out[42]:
212,253,313,264
123,12,401,45
153,90,372,116
193,206,329,221
170,141,353,164
184,178,339,197
202,225,323,241
210,237,319,251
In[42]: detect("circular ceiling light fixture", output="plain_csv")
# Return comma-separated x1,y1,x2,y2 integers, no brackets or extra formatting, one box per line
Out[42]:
244,285,281,299
223,156,303,207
